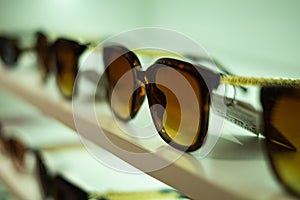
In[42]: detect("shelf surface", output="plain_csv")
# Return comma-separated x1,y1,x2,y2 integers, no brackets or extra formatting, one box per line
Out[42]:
0,61,297,200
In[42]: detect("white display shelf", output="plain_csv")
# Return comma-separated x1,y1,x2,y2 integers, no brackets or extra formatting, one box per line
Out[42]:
0,64,297,200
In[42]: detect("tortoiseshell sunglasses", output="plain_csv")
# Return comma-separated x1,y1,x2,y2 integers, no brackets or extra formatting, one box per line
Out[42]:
35,32,88,99
102,45,300,150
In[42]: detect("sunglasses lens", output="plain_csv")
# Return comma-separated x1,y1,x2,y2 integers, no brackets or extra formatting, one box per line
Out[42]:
150,65,208,151
103,46,141,120
263,87,300,196
0,38,19,66
55,40,84,99
56,50,77,98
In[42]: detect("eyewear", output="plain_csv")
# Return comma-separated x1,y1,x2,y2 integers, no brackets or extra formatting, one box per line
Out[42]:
35,32,88,99
0,32,88,99
0,125,27,171
35,152,185,200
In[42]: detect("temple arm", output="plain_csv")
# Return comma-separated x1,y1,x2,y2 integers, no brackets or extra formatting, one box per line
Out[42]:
221,75,300,87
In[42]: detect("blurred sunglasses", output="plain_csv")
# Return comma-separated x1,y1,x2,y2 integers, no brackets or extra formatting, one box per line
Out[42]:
0,35,32,66
102,45,300,152
0,123,82,173
0,123,26,170
34,145,84,199
261,86,300,197
0,134,27,171
0,32,88,99
35,154,185,200
35,32,88,99
52,175,185,200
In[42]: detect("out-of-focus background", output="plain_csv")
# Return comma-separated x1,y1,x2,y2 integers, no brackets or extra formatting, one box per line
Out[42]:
1,0,299,76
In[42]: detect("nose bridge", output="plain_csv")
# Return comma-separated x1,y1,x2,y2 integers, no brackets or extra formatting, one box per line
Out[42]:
136,70,147,84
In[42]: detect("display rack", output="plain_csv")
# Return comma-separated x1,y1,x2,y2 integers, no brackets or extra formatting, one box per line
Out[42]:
0,64,296,200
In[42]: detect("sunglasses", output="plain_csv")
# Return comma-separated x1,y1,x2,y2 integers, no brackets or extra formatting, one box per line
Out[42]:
102,45,300,151
261,86,300,197
0,125,27,171
35,32,88,99
34,146,85,199
0,123,82,175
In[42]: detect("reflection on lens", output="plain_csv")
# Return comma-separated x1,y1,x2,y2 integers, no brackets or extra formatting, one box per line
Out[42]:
105,51,135,120
268,90,300,196
154,67,202,148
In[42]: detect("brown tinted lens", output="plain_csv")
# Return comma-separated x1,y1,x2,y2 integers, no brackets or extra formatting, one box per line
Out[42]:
54,40,83,99
266,88,300,196
152,66,203,149
56,49,78,98
105,49,135,120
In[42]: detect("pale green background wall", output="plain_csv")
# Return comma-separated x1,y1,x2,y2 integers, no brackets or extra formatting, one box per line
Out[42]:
0,0,299,76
